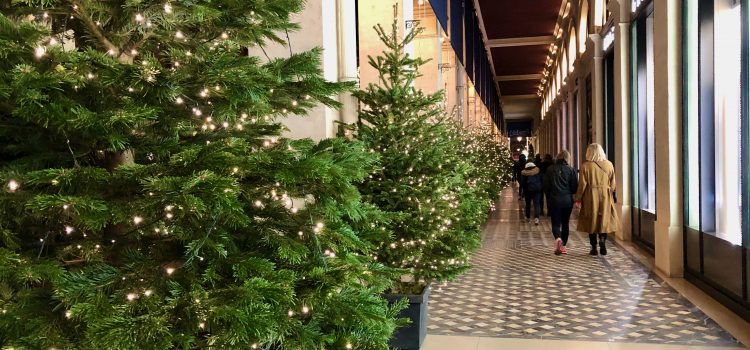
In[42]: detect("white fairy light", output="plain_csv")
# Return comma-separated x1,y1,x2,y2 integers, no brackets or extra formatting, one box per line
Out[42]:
133,216,143,225
6,180,19,192
175,31,184,39
64,226,74,235
65,311,72,318
288,310,294,317
165,267,175,275
134,13,144,22
164,3,173,13
144,289,153,296
34,47,45,58
346,343,353,349
175,97,184,104
198,322,205,329
301,306,309,314
126,293,137,301
221,32,228,39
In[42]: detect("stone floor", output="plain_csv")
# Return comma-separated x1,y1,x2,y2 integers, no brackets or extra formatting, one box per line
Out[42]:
426,187,743,348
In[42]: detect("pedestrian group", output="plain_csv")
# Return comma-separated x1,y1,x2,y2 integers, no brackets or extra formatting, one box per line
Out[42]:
513,143,619,256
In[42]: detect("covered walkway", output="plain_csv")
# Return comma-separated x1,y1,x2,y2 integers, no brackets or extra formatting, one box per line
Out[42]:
422,186,747,350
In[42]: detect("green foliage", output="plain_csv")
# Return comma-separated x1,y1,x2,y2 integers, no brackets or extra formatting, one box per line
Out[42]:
0,1,399,349
350,19,492,295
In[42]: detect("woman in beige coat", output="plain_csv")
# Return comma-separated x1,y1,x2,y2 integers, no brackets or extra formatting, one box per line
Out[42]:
575,144,619,255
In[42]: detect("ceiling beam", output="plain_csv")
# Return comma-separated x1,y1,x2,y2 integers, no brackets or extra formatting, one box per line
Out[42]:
486,36,556,48
496,74,543,82
502,94,540,101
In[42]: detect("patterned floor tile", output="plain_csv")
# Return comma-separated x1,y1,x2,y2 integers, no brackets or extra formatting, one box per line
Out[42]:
427,187,742,347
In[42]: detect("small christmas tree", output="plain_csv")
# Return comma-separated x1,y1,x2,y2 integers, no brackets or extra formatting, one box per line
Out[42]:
352,18,482,295
0,1,399,349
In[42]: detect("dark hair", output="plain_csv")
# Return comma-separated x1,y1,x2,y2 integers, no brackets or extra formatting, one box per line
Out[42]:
544,154,553,161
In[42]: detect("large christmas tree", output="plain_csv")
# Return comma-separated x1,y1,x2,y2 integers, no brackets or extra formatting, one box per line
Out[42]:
353,19,482,295
0,1,400,349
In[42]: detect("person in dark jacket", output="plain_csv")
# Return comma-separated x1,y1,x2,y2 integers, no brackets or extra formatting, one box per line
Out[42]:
514,154,527,198
539,154,555,215
543,150,579,255
521,162,543,225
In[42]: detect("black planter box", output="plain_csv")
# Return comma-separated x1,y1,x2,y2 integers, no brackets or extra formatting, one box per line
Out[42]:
383,284,431,350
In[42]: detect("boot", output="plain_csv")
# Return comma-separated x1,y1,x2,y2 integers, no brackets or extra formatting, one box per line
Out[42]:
599,233,608,255
589,234,598,255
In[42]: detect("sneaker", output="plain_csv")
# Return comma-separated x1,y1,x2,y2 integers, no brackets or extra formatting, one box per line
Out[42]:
554,238,562,255
534,218,539,225
560,246,568,254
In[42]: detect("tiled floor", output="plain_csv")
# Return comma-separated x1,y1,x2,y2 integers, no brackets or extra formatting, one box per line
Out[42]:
425,187,745,349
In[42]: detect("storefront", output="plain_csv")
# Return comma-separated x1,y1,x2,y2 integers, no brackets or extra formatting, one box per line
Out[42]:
682,0,750,320
630,0,657,251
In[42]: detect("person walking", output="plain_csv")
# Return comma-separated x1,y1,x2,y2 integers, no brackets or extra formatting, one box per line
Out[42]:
539,154,555,216
514,154,527,199
521,162,543,225
575,144,619,255
543,151,578,255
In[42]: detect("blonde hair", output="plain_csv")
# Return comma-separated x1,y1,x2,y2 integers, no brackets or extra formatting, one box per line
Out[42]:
556,150,571,164
586,143,607,162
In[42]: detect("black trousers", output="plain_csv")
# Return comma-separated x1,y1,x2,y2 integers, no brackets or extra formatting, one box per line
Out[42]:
524,191,542,219
550,205,573,245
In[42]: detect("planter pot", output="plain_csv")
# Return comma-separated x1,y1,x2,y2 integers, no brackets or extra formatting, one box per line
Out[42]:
383,284,431,350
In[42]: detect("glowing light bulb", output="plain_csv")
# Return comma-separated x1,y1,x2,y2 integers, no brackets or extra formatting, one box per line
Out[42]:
126,293,137,301
165,267,175,275
34,47,45,58
175,31,184,39
6,180,19,192
65,311,72,318
164,3,173,13
301,306,309,314
134,13,144,22
133,216,143,225
64,226,74,235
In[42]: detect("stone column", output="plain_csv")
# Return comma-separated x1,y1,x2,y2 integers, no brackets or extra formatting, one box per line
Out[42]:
589,33,605,146
614,0,632,241
336,0,359,127
653,0,684,277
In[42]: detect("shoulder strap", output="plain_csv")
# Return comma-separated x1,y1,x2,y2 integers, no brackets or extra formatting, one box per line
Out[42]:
592,161,607,175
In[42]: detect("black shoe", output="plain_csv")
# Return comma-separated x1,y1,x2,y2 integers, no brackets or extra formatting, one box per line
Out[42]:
589,246,599,255
599,244,607,256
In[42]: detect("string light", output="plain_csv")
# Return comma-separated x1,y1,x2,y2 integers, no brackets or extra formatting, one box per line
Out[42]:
164,3,173,13
34,47,45,58
6,180,19,192
133,216,143,225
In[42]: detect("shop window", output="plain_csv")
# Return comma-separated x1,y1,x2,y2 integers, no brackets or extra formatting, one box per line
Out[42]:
684,0,743,245
631,8,656,213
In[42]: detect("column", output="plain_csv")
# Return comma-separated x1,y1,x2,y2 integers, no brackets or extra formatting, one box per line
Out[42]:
614,0,632,241
589,33,605,146
653,0,684,277
336,0,359,127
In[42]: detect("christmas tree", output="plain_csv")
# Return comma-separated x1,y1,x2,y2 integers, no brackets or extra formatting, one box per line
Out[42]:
459,122,515,202
352,18,482,295
0,1,400,349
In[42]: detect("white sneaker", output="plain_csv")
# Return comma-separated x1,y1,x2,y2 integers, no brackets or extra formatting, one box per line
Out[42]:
534,218,540,225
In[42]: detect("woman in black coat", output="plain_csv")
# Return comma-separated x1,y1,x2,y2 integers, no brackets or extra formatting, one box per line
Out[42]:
543,150,578,255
